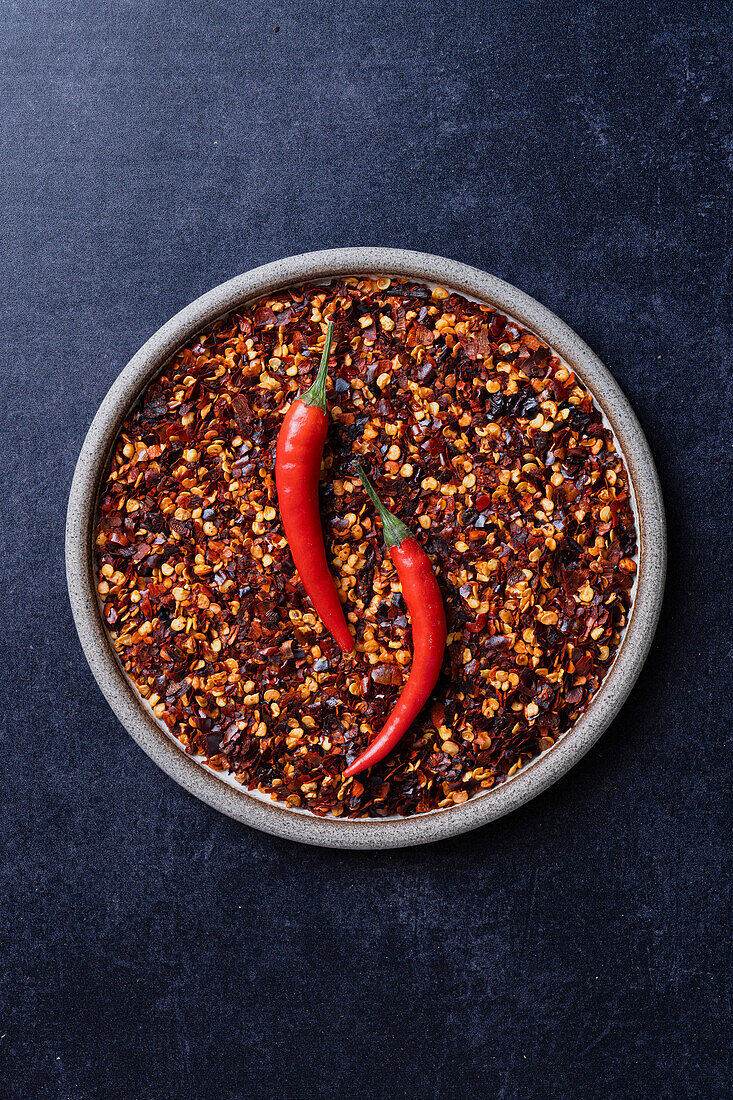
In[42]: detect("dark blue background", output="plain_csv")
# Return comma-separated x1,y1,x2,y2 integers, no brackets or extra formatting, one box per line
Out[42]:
2,1,730,1097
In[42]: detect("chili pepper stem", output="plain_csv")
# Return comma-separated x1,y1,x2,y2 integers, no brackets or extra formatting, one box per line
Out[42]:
299,320,334,410
353,462,412,548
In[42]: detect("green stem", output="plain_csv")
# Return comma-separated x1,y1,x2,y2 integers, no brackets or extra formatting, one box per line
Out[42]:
299,320,334,409
354,462,413,549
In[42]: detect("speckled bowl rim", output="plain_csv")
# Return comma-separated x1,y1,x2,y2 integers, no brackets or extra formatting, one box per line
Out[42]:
66,247,666,849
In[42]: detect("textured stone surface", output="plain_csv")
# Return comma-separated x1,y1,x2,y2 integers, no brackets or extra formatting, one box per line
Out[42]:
1,1,730,1097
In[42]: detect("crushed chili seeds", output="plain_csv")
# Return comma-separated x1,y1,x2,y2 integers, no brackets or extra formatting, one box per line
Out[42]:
95,277,638,818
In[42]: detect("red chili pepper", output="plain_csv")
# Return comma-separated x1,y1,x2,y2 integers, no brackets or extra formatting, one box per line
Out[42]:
344,463,447,777
275,321,354,653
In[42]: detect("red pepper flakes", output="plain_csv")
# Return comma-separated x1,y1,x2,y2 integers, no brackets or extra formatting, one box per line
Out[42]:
94,277,637,817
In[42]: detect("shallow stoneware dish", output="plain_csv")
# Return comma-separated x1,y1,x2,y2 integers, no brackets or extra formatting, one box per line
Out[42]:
66,247,666,849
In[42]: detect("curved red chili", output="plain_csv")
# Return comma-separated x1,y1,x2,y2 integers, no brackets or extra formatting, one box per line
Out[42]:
344,463,447,777
275,321,354,653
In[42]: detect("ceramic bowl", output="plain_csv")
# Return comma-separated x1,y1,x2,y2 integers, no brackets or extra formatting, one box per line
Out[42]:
66,248,666,848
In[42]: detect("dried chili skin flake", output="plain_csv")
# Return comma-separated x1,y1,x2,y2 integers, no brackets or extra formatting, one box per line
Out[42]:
95,278,637,817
